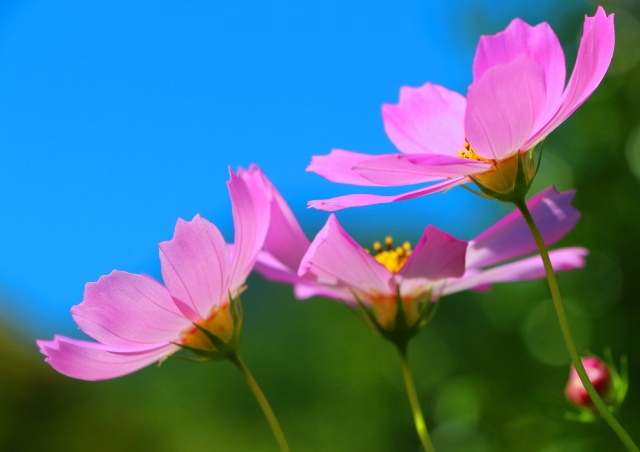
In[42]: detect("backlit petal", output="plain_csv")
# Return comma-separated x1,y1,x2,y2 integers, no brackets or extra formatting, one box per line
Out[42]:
307,149,397,186
382,83,466,156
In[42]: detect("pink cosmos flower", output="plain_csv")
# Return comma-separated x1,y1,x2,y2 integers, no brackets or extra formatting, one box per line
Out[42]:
307,7,614,211
256,185,587,325
37,166,271,381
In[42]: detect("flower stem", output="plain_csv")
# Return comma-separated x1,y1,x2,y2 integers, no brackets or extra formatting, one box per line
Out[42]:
516,200,639,452
397,343,435,452
229,354,290,452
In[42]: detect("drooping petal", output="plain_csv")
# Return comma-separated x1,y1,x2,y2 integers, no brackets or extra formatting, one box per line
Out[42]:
382,83,466,156
397,225,467,285
443,247,587,295
307,149,397,186
71,271,190,348
37,336,177,381
473,18,566,124
298,214,391,296
307,176,469,212
160,215,231,321
353,153,491,186
227,167,270,292
525,7,615,149
466,187,580,269
465,56,547,160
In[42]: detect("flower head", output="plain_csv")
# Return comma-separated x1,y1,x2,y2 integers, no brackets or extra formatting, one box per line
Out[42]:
257,185,587,336
307,7,614,210
37,166,271,381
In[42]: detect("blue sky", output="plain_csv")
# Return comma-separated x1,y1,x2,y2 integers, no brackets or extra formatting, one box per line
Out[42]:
0,0,586,337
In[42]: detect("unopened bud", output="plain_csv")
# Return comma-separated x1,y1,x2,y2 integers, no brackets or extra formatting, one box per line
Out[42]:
565,356,613,408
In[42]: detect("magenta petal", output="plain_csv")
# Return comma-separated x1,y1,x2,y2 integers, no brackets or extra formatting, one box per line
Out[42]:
227,167,270,292
307,176,469,211
71,271,190,347
160,215,231,320
525,7,615,149
466,187,580,269
298,214,391,296
354,153,491,186
398,225,467,284
465,56,547,160
473,18,566,121
37,336,177,381
443,247,587,295
382,82,466,156
307,149,396,186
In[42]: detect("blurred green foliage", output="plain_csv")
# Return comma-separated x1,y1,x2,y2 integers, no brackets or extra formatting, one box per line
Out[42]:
3,1,640,450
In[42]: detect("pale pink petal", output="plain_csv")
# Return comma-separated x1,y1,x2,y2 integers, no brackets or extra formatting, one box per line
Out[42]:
307,149,396,186
71,271,190,348
37,336,177,381
443,247,587,295
525,7,615,149
466,187,580,269
298,214,391,295
159,215,230,321
307,176,469,211
473,18,566,124
465,56,547,160
353,153,491,185
398,225,467,283
227,167,270,292
382,83,466,156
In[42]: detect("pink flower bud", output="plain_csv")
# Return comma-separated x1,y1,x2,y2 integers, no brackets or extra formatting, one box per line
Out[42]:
565,357,613,408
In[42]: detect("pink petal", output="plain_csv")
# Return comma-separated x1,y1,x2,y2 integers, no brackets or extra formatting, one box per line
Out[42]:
307,149,396,186
382,83,466,156
443,247,587,295
466,187,580,269
71,271,190,347
159,215,231,321
226,167,270,292
398,225,467,284
253,166,311,273
298,214,392,296
473,18,566,125
37,336,177,381
525,7,615,149
465,56,547,160
353,153,491,186
307,176,469,211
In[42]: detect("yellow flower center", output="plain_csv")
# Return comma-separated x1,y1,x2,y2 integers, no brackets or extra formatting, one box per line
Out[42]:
367,236,412,274
457,140,493,163
181,304,234,351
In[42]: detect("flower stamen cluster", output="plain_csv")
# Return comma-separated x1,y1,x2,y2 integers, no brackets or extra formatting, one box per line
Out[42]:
367,236,412,274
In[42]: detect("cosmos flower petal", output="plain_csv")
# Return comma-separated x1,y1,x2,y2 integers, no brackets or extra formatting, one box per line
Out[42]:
227,167,271,292
298,214,391,295
37,336,178,381
307,149,398,186
525,7,615,149
466,187,580,269
465,56,547,160
160,215,231,320
442,247,588,295
473,18,566,123
307,176,469,212
382,82,466,156
398,225,467,282
71,271,191,347
353,153,491,185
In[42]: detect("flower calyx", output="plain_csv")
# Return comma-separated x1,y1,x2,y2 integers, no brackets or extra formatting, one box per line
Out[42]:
175,293,244,361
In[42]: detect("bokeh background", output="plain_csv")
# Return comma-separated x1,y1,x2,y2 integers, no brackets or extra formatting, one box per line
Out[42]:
1,0,639,450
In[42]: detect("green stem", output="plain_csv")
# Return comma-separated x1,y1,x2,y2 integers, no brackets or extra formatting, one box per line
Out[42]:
397,343,435,452
516,200,639,452
230,354,291,452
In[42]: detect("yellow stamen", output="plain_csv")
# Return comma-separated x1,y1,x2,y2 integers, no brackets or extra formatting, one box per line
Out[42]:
458,140,493,163
370,236,412,274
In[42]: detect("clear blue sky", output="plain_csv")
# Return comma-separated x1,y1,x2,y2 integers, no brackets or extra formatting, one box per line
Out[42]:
0,0,583,337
